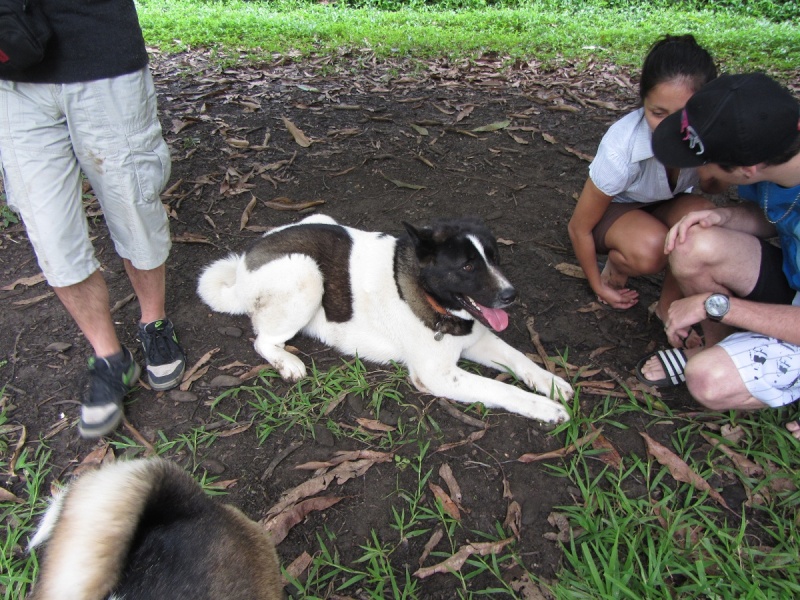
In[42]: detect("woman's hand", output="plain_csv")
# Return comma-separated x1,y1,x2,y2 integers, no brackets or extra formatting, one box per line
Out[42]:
595,282,639,309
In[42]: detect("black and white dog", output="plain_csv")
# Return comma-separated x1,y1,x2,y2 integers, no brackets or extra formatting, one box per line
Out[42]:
198,215,571,423
28,458,283,600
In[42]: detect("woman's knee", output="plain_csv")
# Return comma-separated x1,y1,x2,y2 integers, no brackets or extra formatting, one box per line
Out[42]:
613,234,668,274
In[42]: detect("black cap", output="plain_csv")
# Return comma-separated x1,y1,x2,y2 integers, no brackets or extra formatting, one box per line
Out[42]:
652,73,800,168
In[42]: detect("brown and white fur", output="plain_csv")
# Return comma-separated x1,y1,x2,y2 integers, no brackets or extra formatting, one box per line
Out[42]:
28,458,282,600
198,215,571,423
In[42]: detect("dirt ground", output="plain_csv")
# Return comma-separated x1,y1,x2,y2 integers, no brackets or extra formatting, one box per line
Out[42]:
1,50,709,595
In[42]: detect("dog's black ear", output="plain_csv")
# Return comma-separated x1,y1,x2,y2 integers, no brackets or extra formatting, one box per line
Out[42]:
402,222,436,259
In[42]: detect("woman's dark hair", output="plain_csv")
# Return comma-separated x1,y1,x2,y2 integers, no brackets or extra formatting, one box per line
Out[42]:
640,34,717,101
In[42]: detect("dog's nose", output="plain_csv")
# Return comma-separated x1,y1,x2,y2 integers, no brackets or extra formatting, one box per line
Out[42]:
499,287,517,304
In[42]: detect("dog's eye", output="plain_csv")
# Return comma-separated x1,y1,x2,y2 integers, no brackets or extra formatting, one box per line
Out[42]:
463,263,474,272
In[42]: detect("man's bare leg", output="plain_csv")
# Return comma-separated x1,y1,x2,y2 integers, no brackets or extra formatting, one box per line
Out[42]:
53,270,121,358
124,259,185,391
123,260,166,324
54,270,139,438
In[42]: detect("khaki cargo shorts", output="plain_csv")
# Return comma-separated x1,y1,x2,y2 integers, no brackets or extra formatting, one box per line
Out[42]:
0,67,171,287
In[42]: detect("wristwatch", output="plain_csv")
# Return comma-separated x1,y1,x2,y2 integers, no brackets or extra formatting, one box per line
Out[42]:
704,293,730,321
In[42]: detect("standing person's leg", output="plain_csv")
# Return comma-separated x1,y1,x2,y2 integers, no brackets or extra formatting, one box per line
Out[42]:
67,68,185,391
0,80,139,438
124,261,185,390
53,271,121,358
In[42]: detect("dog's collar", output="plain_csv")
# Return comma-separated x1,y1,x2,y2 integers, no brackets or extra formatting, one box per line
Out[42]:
424,293,473,341
424,292,451,316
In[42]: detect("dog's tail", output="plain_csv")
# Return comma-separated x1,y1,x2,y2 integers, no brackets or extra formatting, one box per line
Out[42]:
29,459,181,600
197,253,250,314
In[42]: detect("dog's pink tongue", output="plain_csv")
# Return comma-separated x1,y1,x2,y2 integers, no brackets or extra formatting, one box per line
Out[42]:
481,305,509,332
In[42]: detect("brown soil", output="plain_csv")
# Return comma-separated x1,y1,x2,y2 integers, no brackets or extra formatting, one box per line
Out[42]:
0,51,702,596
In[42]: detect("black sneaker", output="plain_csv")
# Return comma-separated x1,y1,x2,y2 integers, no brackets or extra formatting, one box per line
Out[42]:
79,347,140,439
138,319,186,391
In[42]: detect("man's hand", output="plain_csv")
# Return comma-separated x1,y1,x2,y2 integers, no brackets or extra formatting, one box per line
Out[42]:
664,209,727,254
662,294,707,348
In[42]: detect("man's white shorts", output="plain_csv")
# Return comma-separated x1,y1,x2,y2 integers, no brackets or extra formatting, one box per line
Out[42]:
718,331,800,408
0,67,171,287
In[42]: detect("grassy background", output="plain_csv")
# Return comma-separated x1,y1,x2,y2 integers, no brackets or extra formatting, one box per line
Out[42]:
135,0,800,75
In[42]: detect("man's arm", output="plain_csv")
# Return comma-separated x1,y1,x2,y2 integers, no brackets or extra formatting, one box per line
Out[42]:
664,293,800,347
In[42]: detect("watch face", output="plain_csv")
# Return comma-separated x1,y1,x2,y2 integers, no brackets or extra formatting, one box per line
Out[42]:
706,294,729,317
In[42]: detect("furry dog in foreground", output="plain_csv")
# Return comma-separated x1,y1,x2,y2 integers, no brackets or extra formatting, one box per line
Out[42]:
28,458,282,600
198,215,572,423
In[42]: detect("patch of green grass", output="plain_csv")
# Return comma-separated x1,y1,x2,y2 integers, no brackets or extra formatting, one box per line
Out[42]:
136,0,800,75
285,440,531,598
237,358,428,447
543,389,800,599
0,198,19,230
0,440,51,600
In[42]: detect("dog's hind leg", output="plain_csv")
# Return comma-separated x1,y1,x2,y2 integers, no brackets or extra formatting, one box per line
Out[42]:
250,255,324,382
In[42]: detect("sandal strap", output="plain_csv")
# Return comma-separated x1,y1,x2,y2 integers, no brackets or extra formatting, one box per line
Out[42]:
656,349,687,386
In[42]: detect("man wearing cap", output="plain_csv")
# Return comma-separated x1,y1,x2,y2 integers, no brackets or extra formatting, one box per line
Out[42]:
636,73,800,439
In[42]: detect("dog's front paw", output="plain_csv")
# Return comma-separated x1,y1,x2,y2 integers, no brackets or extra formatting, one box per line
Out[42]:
274,355,307,382
546,402,570,424
548,374,574,401
523,370,573,401
515,398,570,424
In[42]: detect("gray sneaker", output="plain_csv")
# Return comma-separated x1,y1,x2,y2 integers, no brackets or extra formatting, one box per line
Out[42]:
79,347,140,439
138,319,186,390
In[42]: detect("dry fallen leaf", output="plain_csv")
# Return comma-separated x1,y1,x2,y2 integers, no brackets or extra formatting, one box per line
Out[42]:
504,500,522,539
438,463,462,505
294,450,394,471
472,119,510,133
263,196,326,212
410,123,429,136
429,482,461,520
563,145,594,162
591,429,622,469
1,273,46,291
266,458,387,518
283,551,313,585
263,496,343,545
0,488,23,503
172,232,214,245
418,528,444,566
454,104,475,122
240,194,258,231
355,417,396,432
554,263,587,279
641,432,730,510
12,292,53,306
414,538,515,578
436,428,487,453
380,171,426,190
518,427,602,463
282,116,312,147
180,347,220,391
